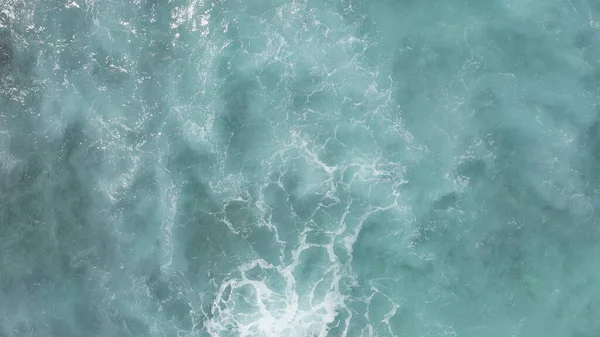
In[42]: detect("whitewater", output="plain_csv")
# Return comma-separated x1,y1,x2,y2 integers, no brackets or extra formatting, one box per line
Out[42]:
2,0,600,336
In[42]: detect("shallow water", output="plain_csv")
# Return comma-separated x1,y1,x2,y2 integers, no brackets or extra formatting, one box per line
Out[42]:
2,0,600,336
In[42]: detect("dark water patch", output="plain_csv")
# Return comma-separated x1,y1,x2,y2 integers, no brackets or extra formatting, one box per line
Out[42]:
0,32,11,68
486,24,560,75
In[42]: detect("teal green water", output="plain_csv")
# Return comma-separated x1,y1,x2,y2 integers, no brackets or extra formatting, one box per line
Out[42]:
2,0,600,336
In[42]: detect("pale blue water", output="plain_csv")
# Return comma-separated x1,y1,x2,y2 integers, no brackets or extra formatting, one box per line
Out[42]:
1,0,600,336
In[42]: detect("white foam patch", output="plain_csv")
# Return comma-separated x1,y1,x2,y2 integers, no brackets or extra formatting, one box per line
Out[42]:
0,148,20,173
205,242,347,337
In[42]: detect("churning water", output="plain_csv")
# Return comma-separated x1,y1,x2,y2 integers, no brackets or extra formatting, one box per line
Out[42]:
2,0,600,336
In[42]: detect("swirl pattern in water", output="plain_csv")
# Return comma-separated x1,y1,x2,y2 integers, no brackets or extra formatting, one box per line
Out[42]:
2,0,600,336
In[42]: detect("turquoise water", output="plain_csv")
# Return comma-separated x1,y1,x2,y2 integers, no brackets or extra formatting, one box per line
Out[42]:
2,0,600,336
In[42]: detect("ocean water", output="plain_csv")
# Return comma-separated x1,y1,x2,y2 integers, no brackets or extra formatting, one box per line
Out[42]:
1,0,600,336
